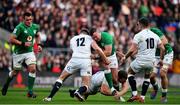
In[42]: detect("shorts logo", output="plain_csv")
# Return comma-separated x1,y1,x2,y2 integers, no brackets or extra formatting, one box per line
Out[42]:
67,66,71,71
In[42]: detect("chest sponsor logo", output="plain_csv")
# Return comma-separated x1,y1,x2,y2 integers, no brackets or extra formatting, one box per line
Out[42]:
27,36,32,41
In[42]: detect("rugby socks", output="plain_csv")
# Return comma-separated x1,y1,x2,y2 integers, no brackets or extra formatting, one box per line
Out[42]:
28,73,36,94
162,88,167,97
128,74,137,96
104,69,114,91
77,85,88,94
150,79,158,91
4,71,14,86
141,79,150,99
48,79,62,98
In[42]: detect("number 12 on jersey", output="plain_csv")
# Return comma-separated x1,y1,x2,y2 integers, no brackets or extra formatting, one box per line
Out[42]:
146,38,154,49
76,37,85,46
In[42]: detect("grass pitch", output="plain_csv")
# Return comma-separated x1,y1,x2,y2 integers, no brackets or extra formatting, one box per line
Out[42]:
0,87,180,105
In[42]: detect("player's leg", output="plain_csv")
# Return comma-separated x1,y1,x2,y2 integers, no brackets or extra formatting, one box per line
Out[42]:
127,67,138,102
98,59,116,94
108,54,119,91
44,70,71,101
160,52,173,103
150,58,159,99
150,72,159,99
1,70,19,95
2,54,22,96
27,64,37,98
140,71,151,103
25,52,37,98
74,76,90,101
111,68,119,91
160,69,168,103
127,60,142,102
74,60,92,102
44,59,75,101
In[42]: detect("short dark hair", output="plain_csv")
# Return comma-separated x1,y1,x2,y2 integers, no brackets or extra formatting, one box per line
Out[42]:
89,27,96,36
80,28,90,35
24,11,32,18
118,70,127,80
138,17,149,27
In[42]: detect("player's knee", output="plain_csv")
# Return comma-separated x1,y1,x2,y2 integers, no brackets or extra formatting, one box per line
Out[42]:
11,70,18,76
150,72,156,79
29,68,36,73
28,65,36,73
160,71,167,78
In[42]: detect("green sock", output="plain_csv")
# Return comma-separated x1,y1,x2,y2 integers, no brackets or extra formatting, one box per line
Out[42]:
28,73,36,94
104,70,113,89
5,76,13,86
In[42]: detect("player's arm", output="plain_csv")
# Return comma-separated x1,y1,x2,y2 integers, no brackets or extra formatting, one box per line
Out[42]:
124,42,138,59
104,45,112,56
158,41,165,61
161,36,168,45
91,41,110,65
10,35,22,45
10,26,31,47
116,81,128,97
35,32,42,52
100,84,112,96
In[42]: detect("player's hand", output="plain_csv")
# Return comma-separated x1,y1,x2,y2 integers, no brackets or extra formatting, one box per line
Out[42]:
113,94,120,101
120,56,126,64
24,42,32,47
90,54,96,59
104,59,111,65
116,51,124,58
158,60,163,68
38,45,42,52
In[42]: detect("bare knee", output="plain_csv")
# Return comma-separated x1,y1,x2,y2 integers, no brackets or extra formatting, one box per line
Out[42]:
28,64,36,73
160,70,167,79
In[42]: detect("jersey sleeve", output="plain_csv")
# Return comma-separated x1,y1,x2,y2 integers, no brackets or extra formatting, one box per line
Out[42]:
12,25,21,37
133,34,140,44
87,36,93,45
70,38,73,50
150,27,164,39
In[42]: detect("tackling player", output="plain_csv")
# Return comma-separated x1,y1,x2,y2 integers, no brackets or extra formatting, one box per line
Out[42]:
43,28,110,102
149,27,173,103
1,11,42,98
69,70,128,102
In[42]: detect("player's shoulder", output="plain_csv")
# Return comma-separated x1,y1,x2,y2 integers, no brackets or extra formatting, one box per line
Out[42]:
15,22,24,28
32,23,40,28
150,27,164,36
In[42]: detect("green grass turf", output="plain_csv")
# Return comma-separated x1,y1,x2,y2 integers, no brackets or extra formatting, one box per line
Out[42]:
0,87,180,105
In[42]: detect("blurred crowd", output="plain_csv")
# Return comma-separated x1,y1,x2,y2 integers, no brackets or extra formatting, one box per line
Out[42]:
0,0,179,73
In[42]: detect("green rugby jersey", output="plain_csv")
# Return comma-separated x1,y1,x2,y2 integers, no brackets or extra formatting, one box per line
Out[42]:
12,22,40,54
150,27,173,56
97,32,115,55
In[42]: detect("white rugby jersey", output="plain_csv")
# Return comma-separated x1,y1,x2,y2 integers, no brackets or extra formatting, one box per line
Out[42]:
133,29,162,61
70,34,93,58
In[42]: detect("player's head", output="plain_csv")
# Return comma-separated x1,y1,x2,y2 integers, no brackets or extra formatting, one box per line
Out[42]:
90,28,101,41
136,17,149,31
118,70,127,83
23,11,33,27
80,28,90,35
